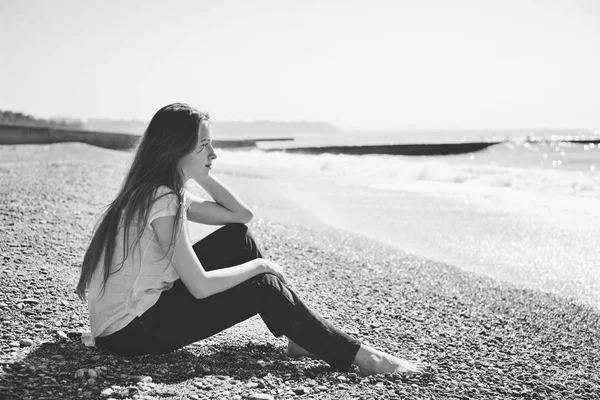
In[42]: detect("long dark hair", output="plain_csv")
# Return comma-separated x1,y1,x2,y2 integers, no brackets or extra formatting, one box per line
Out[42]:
76,103,210,300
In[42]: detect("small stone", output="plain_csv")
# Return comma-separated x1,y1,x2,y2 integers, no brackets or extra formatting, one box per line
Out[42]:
9,341,20,347
20,298,39,304
51,355,64,360
246,382,259,388
248,394,274,400
91,355,101,362
337,375,347,382
188,395,200,400
87,369,98,378
293,386,311,395
56,331,68,340
232,396,242,400
75,368,86,378
139,376,152,383
19,339,34,347
100,388,113,397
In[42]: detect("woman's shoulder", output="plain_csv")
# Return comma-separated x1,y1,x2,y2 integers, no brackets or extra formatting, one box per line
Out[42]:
154,185,175,196
152,185,192,210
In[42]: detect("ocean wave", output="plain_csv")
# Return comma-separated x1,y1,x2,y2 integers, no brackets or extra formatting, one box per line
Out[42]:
216,144,600,200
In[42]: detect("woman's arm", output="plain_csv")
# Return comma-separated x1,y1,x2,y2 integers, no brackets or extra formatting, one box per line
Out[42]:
187,175,253,225
152,215,285,299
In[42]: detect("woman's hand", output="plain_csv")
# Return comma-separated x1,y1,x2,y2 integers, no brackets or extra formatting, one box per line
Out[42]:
261,258,288,284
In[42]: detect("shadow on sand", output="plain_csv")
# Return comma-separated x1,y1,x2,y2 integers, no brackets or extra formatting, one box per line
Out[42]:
0,337,337,399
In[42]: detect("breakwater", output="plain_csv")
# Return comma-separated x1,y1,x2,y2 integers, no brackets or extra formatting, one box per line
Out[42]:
0,124,293,150
264,141,505,156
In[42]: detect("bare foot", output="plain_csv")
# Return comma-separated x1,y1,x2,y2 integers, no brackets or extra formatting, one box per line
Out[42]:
286,339,314,358
354,345,428,377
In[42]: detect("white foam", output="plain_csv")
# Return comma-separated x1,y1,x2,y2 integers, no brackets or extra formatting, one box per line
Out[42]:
215,148,600,202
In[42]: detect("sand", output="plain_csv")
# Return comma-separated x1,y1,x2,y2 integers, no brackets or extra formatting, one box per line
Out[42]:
0,142,599,400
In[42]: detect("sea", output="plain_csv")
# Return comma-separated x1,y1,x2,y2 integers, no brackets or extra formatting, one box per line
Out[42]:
229,129,600,199
213,129,600,309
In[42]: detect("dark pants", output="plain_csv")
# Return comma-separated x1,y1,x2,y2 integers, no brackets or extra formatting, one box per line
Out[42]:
95,223,361,371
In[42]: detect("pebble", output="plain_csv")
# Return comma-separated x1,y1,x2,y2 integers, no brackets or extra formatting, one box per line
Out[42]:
19,339,34,347
87,369,97,378
248,394,274,400
139,376,152,383
100,388,113,397
56,330,68,340
293,386,311,395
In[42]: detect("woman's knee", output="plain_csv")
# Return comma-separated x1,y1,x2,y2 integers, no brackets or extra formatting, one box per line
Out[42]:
218,223,252,244
222,223,262,256
221,223,248,235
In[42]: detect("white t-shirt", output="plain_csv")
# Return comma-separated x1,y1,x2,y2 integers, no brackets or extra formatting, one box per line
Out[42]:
88,185,193,339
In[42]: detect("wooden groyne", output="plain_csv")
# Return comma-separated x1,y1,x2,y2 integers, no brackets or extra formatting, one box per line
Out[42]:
0,124,293,150
264,141,505,156
564,139,600,145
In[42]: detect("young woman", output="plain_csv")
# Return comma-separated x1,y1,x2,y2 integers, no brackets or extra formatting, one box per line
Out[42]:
76,103,428,376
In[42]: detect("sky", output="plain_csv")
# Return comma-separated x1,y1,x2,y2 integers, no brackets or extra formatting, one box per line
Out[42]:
1,0,599,131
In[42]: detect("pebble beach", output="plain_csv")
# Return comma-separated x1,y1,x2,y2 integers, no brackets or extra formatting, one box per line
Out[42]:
0,143,599,399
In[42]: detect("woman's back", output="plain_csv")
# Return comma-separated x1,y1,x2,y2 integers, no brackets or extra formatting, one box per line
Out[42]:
88,185,192,339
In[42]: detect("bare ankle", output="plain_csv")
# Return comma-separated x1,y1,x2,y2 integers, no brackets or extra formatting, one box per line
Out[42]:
353,344,427,377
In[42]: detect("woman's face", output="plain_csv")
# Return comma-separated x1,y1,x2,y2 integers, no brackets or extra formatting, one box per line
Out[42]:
179,121,217,182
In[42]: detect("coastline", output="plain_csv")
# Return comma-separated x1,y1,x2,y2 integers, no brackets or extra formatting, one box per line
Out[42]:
213,149,600,310
0,143,598,399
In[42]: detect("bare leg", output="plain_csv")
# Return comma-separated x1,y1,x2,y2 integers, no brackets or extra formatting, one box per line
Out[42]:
352,344,427,376
286,338,314,358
